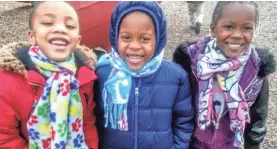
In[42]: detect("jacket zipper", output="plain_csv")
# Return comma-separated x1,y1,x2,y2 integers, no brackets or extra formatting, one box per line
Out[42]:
190,58,257,146
190,64,228,145
28,83,44,118
212,110,228,143
134,78,141,149
211,74,259,143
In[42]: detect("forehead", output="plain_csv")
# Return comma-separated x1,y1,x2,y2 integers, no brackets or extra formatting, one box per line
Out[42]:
220,3,256,23
124,11,151,19
120,11,154,28
35,2,78,20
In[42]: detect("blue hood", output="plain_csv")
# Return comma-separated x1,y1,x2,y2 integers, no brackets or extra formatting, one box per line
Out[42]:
109,1,167,56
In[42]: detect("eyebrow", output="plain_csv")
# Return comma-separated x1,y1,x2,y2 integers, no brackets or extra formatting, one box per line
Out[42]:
145,31,153,35
64,16,75,21
41,13,75,21
221,20,254,25
41,13,55,18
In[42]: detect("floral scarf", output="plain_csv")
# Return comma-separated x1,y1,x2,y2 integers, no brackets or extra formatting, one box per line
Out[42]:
27,46,88,149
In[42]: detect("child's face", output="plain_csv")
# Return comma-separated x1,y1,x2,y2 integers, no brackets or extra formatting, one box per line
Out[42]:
28,2,81,62
118,11,156,71
211,3,256,58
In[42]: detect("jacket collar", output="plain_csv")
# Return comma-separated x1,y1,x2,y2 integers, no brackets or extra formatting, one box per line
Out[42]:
0,42,98,86
0,42,97,76
77,66,97,86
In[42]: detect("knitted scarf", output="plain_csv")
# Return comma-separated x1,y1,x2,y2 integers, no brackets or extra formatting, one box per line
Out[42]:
27,46,88,149
96,49,164,131
197,39,251,147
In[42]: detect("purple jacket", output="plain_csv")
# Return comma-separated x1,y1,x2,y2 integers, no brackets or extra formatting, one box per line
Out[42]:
173,36,276,149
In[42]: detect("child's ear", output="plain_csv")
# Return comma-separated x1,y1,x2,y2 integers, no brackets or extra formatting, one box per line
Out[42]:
210,24,216,38
27,30,36,46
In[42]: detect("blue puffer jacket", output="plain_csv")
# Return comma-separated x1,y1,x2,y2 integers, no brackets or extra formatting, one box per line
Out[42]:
95,2,195,149
96,60,195,149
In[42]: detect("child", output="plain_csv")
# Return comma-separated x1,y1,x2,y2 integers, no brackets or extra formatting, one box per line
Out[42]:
95,1,195,149
0,2,98,149
173,1,276,149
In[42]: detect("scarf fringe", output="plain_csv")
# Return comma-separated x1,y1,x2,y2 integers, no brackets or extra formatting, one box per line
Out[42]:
105,103,128,131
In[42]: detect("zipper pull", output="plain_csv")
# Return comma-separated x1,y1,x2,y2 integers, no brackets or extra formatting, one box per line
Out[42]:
214,121,219,130
135,87,139,96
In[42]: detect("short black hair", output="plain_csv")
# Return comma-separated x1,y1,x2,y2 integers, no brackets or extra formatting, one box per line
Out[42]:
211,1,259,27
28,1,80,30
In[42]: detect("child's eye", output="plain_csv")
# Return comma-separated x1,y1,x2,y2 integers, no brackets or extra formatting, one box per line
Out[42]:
141,37,150,41
41,22,53,26
66,25,76,29
223,25,233,30
244,26,253,31
121,36,131,41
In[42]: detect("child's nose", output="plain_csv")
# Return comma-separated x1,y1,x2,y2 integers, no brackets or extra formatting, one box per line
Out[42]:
52,24,67,34
231,29,243,39
129,40,141,50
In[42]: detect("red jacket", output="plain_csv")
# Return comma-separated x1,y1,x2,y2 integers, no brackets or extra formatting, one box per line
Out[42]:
0,43,98,149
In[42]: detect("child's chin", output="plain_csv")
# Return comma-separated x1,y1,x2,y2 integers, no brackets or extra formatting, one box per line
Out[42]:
224,52,242,58
48,55,69,62
127,64,143,71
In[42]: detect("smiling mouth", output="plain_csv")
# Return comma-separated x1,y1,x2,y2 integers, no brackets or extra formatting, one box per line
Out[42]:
228,43,243,49
49,38,69,49
126,54,144,64
127,54,143,59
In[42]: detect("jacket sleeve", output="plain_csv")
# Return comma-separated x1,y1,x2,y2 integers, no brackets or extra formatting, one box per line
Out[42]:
94,66,112,148
172,70,195,149
94,80,105,148
82,81,99,149
0,84,28,149
244,78,269,149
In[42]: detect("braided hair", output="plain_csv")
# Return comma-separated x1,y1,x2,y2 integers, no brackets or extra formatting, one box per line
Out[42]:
211,1,260,38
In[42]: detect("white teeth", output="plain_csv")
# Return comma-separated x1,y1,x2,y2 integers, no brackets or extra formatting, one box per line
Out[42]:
128,55,142,59
228,44,241,48
51,40,66,46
